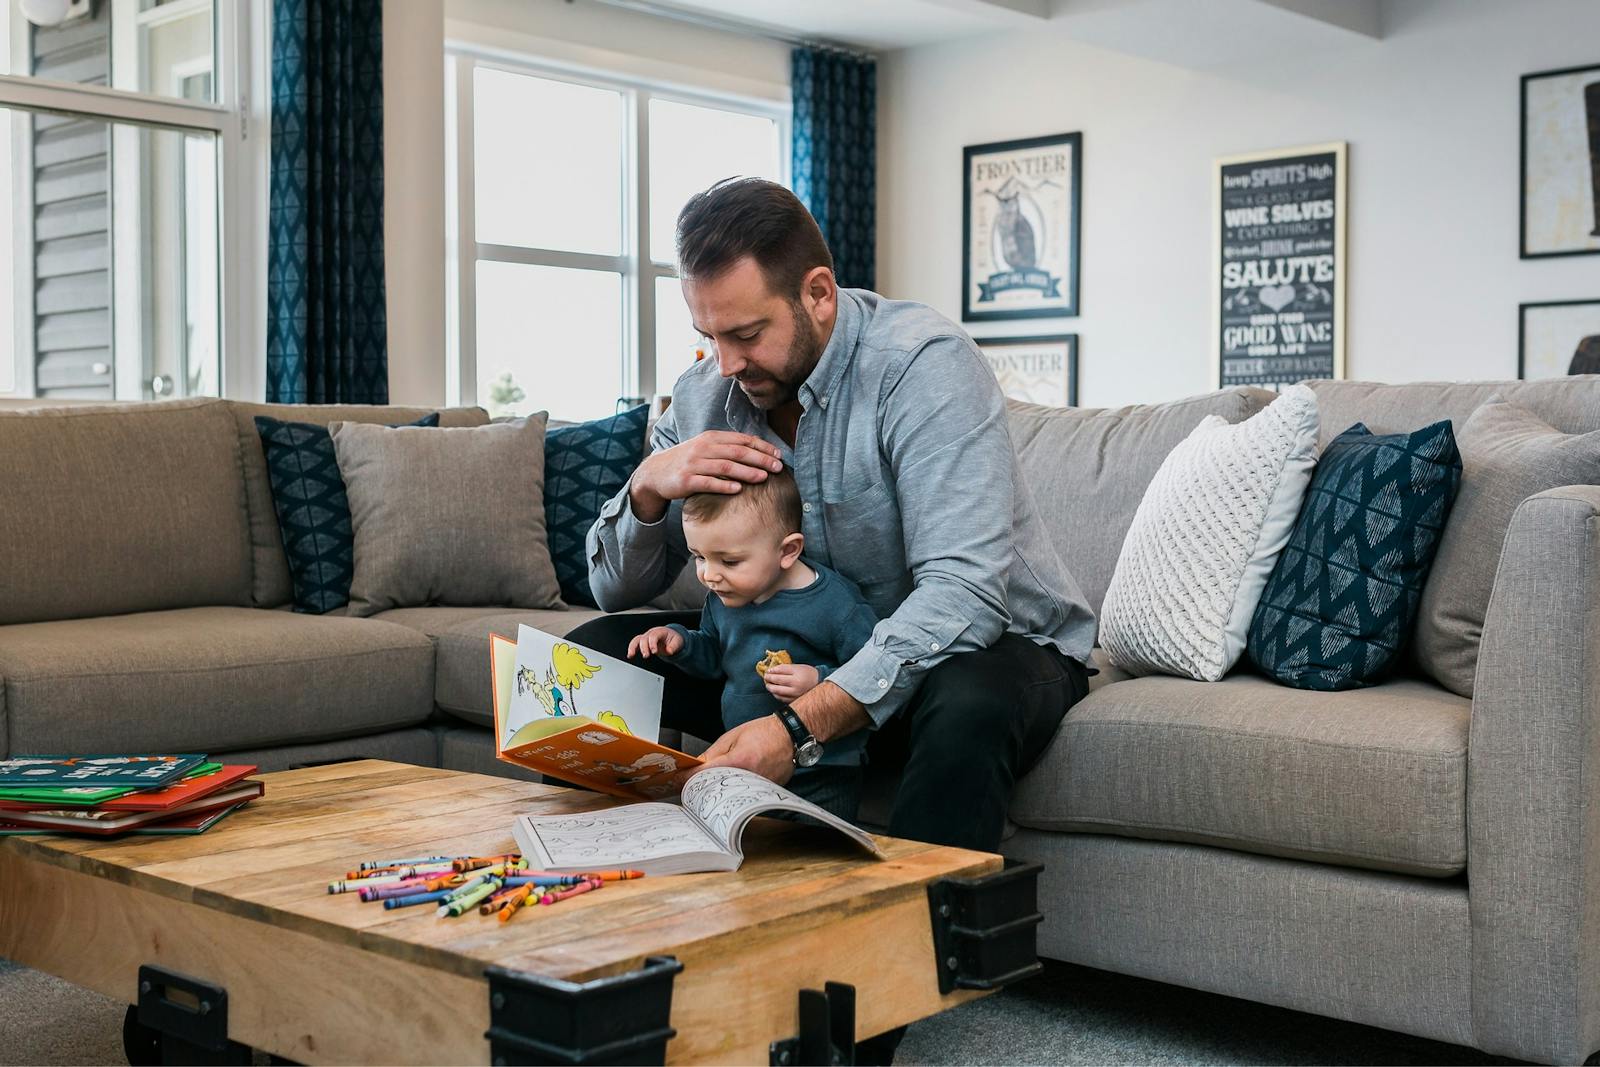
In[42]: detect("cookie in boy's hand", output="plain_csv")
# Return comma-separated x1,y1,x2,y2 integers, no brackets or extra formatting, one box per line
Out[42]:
755,649,792,678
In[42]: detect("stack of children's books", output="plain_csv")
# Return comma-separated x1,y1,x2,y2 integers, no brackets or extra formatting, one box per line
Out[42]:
0,754,264,836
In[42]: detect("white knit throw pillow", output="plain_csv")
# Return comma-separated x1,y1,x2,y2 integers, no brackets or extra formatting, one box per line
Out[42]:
1100,384,1320,681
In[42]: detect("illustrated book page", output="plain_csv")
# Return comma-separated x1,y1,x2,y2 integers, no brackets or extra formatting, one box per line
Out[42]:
491,633,699,800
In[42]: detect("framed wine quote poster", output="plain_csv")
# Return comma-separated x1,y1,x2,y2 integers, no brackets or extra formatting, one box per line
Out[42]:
1213,142,1347,390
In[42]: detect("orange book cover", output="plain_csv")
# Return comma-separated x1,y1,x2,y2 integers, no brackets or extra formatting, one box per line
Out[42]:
490,633,700,800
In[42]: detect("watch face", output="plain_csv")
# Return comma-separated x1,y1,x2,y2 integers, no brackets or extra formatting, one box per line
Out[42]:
795,739,824,768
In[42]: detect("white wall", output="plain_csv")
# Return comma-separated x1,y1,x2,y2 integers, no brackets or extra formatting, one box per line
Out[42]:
383,0,447,406
878,0,1600,408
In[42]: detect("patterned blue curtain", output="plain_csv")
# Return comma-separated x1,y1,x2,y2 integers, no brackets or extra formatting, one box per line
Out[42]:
791,47,876,291
267,0,388,403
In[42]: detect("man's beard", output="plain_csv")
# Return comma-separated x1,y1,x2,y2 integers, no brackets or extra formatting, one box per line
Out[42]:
737,305,823,410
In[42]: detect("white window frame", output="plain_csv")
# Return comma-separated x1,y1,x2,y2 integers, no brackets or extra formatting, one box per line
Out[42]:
445,47,790,411
0,0,269,400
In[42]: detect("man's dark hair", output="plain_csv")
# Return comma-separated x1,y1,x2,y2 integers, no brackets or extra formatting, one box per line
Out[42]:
682,465,803,535
676,178,833,299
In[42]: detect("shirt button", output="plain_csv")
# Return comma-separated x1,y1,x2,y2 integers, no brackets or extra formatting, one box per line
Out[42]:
820,396,829,408
930,642,940,651
877,678,889,689
802,502,812,513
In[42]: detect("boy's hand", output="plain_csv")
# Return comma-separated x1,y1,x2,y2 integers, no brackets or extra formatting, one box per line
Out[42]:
627,626,684,659
762,663,820,704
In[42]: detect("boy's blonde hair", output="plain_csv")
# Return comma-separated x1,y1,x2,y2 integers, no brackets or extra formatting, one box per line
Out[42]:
682,465,803,535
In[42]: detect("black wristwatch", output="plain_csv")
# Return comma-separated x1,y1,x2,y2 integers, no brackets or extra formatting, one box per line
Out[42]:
773,706,824,768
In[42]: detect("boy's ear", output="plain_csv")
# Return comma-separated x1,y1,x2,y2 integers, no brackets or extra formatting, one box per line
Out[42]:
778,531,805,569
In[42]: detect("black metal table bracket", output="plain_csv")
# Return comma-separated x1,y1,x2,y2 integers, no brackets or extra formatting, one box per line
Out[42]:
484,954,683,1065
769,981,855,1066
123,964,253,1066
926,858,1044,995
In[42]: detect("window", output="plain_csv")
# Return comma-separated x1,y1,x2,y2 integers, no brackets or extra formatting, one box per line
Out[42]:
0,0,265,401
447,52,787,421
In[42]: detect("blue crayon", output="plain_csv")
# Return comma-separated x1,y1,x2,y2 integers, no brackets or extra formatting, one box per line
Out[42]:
383,888,455,910
503,875,587,888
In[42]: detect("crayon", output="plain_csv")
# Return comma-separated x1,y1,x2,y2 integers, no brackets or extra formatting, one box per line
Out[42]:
344,863,454,882
501,875,588,889
382,888,455,910
583,870,645,882
451,855,520,873
479,885,526,914
497,886,535,923
538,878,602,906
438,880,498,917
361,875,465,902
358,855,453,871
444,874,504,904
328,871,434,894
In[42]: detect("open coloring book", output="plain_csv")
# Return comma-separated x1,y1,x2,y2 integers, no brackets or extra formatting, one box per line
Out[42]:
492,629,699,800
512,765,885,876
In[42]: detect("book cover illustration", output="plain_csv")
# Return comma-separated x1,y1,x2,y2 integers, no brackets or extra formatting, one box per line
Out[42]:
0,754,207,788
492,632,698,800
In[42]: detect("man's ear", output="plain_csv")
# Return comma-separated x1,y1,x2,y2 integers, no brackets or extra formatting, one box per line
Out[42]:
799,266,837,328
778,531,805,569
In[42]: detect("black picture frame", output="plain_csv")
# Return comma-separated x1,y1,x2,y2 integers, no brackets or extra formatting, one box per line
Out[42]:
1518,298,1600,378
962,132,1082,322
1520,62,1600,259
973,333,1079,407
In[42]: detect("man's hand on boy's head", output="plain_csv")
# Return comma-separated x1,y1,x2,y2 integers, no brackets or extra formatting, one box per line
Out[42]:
627,626,684,659
629,431,784,523
762,663,820,704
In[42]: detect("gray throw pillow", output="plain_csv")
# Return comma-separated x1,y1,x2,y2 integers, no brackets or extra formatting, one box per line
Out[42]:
1415,400,1600,696
331,414,563,617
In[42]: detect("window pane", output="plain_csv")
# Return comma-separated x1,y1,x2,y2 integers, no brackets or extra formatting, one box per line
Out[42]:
1,106,219,400
476,262,622,422
8,0,216,102
654,274,710,391
648,99,780,262
474,69,622,254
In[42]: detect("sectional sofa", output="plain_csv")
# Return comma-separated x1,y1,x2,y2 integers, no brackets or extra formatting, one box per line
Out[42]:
0,380,1595,1063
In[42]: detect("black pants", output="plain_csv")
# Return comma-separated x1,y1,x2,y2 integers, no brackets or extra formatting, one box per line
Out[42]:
565,613,1090,853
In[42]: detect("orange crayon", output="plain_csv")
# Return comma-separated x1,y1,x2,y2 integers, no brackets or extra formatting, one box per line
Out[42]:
582,870,645,882
497,885,534,922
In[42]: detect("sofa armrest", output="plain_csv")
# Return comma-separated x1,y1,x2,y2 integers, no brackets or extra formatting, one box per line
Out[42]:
1468,484,1600,1062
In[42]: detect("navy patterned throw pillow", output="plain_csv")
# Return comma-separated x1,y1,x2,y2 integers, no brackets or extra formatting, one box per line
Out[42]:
255,413,440,614
1247,420,1462,691
544,405,649,607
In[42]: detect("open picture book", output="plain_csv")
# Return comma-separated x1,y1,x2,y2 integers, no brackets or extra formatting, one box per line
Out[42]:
491,628,700,800
512,765,884,876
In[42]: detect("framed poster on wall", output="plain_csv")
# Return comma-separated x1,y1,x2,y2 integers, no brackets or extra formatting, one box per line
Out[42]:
1521,62,1600,258
1519,299,1600,378
974,334,1079,407
1213,142,1347,391
963,132,1081,321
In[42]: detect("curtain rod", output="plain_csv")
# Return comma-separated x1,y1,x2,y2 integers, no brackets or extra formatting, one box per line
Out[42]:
575,0,876,60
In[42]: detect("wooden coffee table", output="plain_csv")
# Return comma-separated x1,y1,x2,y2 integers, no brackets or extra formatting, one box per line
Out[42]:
0,760,1042,1065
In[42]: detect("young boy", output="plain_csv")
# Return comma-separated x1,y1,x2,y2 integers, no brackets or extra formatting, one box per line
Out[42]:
627,467,877,821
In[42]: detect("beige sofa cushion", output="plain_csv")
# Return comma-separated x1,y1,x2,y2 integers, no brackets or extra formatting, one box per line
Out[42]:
1414,401,1600,697
0,398,252,625
1007,387,1276,619
333,416,563,617
228,401,490,608
1306,377,1600,448
0,607,435,754
1011,673,1469,877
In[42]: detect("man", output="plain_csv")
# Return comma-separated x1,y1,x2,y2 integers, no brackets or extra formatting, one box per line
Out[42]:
576,177,1096,854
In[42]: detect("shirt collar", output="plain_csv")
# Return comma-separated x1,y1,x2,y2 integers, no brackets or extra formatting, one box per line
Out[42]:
800,288,863,411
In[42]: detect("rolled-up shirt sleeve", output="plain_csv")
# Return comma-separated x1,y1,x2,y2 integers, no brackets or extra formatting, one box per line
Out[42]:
586,406,690,612
826,338,1015,725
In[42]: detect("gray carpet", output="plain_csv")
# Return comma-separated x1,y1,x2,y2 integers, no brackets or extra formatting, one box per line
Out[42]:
0,956,1525,1065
